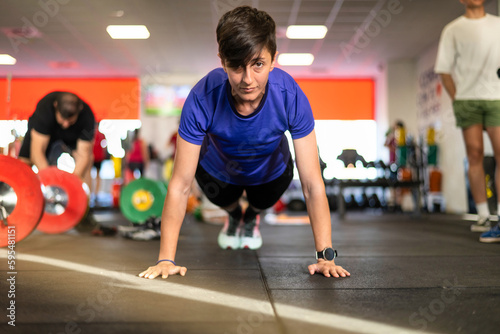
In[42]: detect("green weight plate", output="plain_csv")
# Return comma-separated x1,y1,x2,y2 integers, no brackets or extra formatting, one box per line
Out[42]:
159,181,168,193
120,179,167,223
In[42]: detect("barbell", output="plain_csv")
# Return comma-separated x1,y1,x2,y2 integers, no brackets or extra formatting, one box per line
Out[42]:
1,154,177,246
0,155,89,247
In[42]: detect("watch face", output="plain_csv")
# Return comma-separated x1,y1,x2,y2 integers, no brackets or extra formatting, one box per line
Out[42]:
324,248,336,261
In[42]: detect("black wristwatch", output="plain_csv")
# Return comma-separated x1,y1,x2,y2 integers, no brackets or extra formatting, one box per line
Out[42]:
316,247,337,261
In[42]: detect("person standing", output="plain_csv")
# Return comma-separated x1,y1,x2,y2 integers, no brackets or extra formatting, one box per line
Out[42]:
125,128,150,178
435,0,500,242
384,120,405,165
91,124,106,206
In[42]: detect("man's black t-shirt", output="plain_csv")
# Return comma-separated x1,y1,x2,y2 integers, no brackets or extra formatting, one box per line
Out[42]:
19,91,95,158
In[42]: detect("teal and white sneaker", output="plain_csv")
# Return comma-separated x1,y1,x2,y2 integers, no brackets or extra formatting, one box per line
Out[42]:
479,224,500,243
240,215,262,250
470,217,491,232
218,215,241,249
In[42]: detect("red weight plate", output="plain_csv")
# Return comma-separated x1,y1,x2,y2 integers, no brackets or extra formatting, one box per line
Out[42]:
0,156,44,247
37,167,89,234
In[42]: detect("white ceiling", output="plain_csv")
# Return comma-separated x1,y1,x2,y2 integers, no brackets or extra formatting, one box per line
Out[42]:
0,0,497,79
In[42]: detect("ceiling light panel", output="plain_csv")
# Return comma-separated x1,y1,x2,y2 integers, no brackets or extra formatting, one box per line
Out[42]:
286,25,327,39
106,25,150,39
0,54,16,65
277,53,315,66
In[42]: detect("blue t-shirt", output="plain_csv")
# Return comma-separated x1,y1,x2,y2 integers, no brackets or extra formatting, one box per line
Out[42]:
179,67,314,186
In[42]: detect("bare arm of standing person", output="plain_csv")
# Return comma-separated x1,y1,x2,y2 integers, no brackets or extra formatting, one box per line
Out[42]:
439,73,456,100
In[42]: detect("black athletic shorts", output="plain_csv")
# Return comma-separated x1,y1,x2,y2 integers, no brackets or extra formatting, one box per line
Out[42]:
128,162,145,175
195,157,294,210
93,160,103,170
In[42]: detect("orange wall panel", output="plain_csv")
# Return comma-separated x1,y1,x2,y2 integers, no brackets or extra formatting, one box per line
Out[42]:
295,79,375,120
0,78,139,120
0,78,7,118
1,77,373,121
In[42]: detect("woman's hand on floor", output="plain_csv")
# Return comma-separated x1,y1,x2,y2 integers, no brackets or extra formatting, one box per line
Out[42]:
139,262,187,279
308,260,350,278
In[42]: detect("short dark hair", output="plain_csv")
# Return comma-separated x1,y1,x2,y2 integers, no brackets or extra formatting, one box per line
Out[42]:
56,92,83,119
216,6,276,68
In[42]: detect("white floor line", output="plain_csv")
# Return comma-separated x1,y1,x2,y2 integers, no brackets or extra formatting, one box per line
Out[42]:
1,252,435,334
462,213,498,222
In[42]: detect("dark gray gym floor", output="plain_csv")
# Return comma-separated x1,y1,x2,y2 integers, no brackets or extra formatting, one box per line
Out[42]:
1,210,500,334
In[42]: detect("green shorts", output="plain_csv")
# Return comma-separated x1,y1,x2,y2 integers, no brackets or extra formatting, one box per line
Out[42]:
453,100,500,128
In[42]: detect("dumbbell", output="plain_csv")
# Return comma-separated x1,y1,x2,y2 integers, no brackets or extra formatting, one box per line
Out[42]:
0,155,89,247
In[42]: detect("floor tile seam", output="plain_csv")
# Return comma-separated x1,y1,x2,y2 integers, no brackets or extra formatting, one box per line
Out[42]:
268,286,500,291
256,255,500,258
256,257,287,334
168,268,261,271
8,320,281,326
